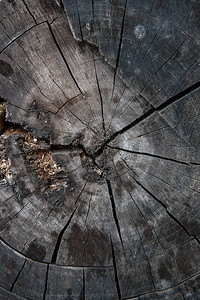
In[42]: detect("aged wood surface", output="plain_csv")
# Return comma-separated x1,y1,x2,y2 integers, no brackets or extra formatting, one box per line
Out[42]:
0,0,200,299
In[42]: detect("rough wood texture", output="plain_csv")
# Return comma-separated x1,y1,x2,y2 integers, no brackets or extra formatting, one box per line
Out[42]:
0,0,200,299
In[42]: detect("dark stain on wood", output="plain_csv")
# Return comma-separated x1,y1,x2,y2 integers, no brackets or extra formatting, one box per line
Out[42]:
177,252,191,276
25,240,46,261
158,260,172,281
67,224,111,266
0,60,14,77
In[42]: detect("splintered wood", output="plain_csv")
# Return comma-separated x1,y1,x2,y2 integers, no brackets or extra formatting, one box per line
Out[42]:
0,137,12,181
0,0,200,299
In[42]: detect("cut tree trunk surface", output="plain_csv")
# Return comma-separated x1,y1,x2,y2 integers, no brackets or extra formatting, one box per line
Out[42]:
0,0,200,299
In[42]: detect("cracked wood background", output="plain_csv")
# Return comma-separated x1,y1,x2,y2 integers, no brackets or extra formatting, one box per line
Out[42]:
0,0,200,299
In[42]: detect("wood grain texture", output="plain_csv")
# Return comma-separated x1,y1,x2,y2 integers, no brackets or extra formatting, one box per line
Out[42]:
0,0,200,299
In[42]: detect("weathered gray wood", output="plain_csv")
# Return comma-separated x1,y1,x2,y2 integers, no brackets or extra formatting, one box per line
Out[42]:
0,0,200,299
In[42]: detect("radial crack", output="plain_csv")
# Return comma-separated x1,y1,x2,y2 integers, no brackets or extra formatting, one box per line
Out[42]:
22,0,37,24
95,79,200,156
47,22,83,94
43,264,49,300
50,181,88,264
92,51,106,134
95,107,155,156
116,0,128,63
157,80,200,112
109,145,191,165
75,0,83,41
10,260,26,292
110,236,122,300
81,269,86,300
110,0,127,104
106,180,124,247
51,207,77,264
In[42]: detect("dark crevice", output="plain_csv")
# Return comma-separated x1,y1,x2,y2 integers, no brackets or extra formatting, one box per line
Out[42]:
95,107,155,156
50,143,103,177
81,269,86,300
1,106,102,179
51,207,77,264
2,119,49,143
92,52,106,135
179,287,186,300
50,143,91,160
109,146,191,165
106,180,124,248
59,0,64,10
74,181,88,205
22,0,37,24
0,97,5,104
2,195,15,204
92,0,95,21
95,80,200,156
114,0,127,75
43,263,49,300
5,130,96,165
110,0,127,104
10,260,26,292
157,80,200,111
75,0,84,41
190,162,200,166
124,162,200,246
47,22,83,94
110,236,122,300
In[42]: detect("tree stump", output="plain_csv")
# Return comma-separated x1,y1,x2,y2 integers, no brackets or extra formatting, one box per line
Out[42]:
0,0,200,299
